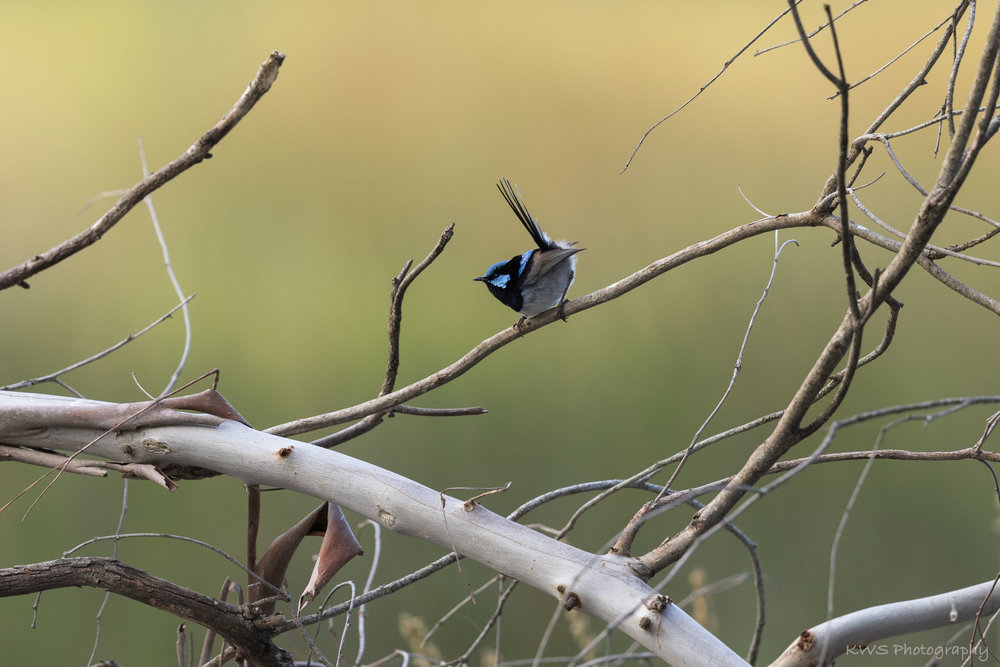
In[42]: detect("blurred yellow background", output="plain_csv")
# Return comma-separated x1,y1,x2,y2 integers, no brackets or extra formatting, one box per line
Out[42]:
1,2,998,664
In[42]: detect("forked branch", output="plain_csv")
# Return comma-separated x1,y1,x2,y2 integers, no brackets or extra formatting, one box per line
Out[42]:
0,51,285,292
638,0,1000,573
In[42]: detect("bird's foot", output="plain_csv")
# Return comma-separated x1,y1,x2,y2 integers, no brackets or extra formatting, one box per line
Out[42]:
556,299,570,322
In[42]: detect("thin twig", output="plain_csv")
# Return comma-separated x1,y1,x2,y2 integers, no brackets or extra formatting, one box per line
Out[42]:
353,521,382,667
0,51,285,292
390,405,487,417
754,0,869,56
850,187,1000,266
383,223,455,395
266,211,816,439
310,224,458,449
820,414,902,662
0,296,194,391
620,2,802,172
63,532,282,596
422,576,509,648
452,579,518,666
662,234,797,496
829,15,952,99
946,0,977,138
86,479,130,666
790,2,861,321
819,3,966,199
137,137,192,397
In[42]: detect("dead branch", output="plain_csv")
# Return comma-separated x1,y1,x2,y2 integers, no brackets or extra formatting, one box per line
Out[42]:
266,211,816,438
640,0,1000,573
0,51,285,292
0,557,291,667
771,580,1000,666
0,390,741,664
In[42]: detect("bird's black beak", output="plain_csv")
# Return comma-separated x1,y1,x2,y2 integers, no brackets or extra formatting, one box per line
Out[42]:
473,276,486,282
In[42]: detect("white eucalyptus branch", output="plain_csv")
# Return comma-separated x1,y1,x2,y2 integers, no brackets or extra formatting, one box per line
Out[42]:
771,580,1000,666
0,390,745,666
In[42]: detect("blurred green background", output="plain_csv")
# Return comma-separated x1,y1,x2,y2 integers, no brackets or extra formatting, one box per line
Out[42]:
1,2,999,665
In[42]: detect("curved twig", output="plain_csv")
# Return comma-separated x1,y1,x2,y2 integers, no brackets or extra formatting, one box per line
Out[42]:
310,223,464,449
0,557,291,666
0,51,286,292
266,212,817,439
0,296,194,391
620,2,802,173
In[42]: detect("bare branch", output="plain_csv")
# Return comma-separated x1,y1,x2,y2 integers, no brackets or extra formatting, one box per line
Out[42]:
0,51,285,292
772,580,1000,666
829,14,953,98
267,211,814,439
789,2,861,322
310,223,460,449
667,235,798,492
0,557,292,667
649,1,1000,569
619,234,798,556
819,2,968,199
0,391,742,663
863,132,1000,236
1,296,194,391
620,2,801,172
383,223,455,396
945,0,978,137
0,444,177,490
754,0,869,56
137,137,192,397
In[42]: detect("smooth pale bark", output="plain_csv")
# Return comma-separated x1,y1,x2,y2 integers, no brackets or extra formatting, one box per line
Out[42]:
0,390,746,665
771,581,1000,666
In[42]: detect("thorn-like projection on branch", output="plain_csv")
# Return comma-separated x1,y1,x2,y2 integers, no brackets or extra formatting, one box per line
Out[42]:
251,502,363,616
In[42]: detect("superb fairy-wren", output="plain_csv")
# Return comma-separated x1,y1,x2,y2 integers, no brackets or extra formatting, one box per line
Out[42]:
475,178,584,320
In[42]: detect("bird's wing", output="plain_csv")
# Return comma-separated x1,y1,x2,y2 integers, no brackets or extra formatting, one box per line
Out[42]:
521,247,584,285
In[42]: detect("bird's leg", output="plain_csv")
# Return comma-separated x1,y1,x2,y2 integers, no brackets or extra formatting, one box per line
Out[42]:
556,275,573,322
556,299,570,322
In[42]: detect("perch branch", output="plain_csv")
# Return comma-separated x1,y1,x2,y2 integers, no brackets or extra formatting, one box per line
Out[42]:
266,212,816,438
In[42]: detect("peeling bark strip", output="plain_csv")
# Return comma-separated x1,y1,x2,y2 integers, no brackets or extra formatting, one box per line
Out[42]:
0,557,292,667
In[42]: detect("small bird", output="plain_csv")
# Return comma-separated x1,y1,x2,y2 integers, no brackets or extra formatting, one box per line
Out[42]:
475,178,584,320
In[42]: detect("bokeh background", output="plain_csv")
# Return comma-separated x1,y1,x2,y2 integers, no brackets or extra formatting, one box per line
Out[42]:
1,2,999,664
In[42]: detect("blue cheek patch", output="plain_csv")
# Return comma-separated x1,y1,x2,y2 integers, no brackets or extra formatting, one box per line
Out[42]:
489,273,511,288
